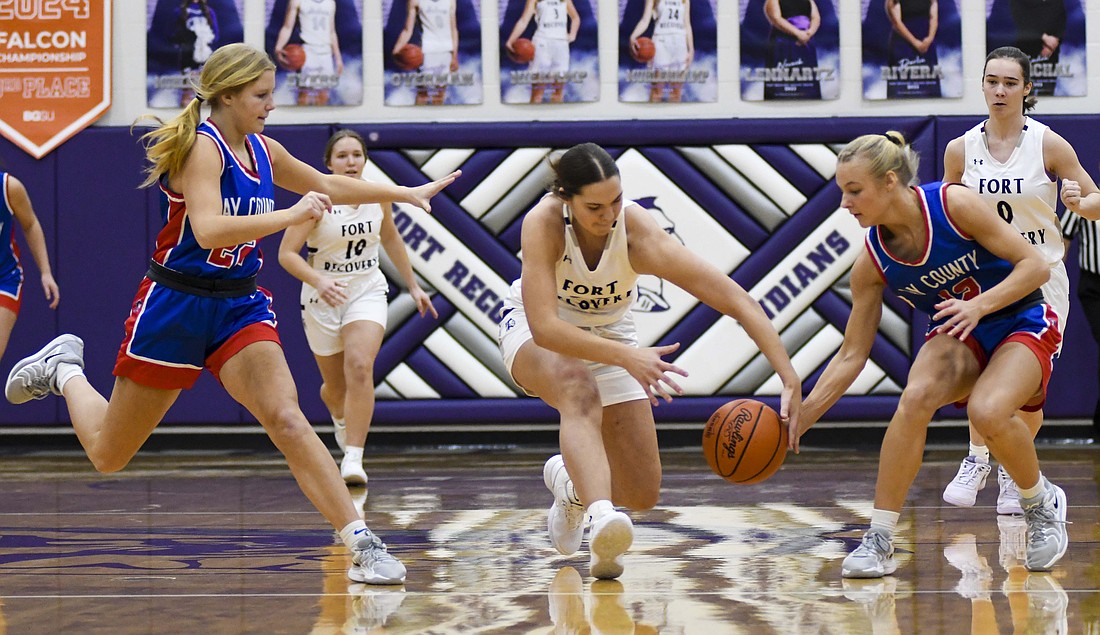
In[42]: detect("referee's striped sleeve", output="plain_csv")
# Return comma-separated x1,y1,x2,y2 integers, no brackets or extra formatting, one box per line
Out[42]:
1061,210,1079,239
1064,211,1100,274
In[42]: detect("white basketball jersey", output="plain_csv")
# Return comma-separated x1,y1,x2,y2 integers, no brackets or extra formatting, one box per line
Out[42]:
305,200,384,282
653,0,687,37
297,0,335,47
418,0,454,54
506,202,639,329
962,118,1061,265
534,0,569,41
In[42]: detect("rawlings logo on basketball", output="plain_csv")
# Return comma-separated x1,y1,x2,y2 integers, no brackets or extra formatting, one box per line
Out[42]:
720,407,751,459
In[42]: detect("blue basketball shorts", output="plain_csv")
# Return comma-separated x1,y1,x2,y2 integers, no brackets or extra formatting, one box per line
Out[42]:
0,261,22,314
114,277,281,389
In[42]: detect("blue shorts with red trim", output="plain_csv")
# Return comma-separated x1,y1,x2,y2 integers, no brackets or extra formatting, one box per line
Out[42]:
927,302,1061,412
0,262,23,314
114,277,281,389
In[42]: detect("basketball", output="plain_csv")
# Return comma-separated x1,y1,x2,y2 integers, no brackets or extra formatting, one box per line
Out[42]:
282,44,306,72
632,37,656,63
394,44,424,71
509,38,535,64
702,399,788,484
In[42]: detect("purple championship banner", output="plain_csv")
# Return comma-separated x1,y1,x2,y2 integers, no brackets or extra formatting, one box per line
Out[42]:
0,117,1096,429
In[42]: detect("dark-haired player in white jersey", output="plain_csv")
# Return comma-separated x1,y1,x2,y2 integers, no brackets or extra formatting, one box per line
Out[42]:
941,46,1100,516
279,129,438,487
498,142,800,579
393,0,458,105
505,0,581,103
630,0,694,102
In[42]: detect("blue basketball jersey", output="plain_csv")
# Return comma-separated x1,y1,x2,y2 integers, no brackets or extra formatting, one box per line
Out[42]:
151,120,275,279
865,182,1024,330
0,172,22,277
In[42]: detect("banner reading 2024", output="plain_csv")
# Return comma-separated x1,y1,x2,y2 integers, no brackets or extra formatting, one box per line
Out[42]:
0,1,111,159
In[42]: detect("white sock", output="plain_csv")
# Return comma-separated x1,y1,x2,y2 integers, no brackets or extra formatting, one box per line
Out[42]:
869,509,900,536
1018,474,1046,501
969,443,990,463
344,446,363,462
55,362,85,394
339,519,370,550
332,416,346,428
587,499,615,522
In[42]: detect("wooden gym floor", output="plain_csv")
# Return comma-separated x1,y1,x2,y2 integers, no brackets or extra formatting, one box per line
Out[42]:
0,443,1096,634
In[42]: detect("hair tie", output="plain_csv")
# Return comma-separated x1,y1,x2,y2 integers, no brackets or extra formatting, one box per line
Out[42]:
195,95,205,104
882,133,901,146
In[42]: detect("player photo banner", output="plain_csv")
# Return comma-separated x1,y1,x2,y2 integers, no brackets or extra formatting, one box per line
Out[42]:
618,0,717,103
147,0,244,107
265,0,364,106
383,0,484,106
0,1,111,159
739,0,839,101
986,0,1085,97
862,0,963,100
499,0,599,104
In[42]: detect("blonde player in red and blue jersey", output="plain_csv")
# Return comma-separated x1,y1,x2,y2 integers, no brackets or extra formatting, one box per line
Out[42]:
796,132,1068,579
0,170,60,362
4,43,458,585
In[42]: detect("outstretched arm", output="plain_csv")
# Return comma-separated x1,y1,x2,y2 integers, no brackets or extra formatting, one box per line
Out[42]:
266,136,459,212
797,251,884,450
626,205,801,438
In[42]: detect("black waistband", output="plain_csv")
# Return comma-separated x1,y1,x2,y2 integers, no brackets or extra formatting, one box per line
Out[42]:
146,260,257,298
985,288,1044,322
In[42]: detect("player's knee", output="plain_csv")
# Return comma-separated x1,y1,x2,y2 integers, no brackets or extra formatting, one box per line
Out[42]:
262,405,312,441
967,394,1013,437
555,366,600,409
343,355,375,385
896,381,945,416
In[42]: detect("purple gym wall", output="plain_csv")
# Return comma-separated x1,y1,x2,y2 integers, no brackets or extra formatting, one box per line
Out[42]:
0,116,1095,430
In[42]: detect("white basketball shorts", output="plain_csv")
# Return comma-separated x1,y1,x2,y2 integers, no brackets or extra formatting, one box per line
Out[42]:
498,305,647,407
301,272,389,356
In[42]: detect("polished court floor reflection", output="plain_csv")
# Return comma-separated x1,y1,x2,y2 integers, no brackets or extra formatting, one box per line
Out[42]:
0,445,1096,633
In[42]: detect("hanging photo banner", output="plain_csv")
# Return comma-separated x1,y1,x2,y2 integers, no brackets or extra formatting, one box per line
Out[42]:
0,1,111,159
383,0,484,106
986,0,1085,97
264,0,364,106
862,0,963,100
617,0,717,103
147,0,244,107
499,0,599,104
739,0,840,101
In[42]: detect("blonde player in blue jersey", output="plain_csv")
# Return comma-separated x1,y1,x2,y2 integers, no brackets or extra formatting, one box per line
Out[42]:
940,46,1100,515
273,0,343,105
630,0,694,103
393,0,458,105
0,170,60,363
505,0,581,104
4,43,459,585
796,132,1068,579
499,143,801,579
279,129,438,486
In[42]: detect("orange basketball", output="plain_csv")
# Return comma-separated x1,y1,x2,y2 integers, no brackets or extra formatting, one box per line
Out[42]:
394,44,424,71
509,38,535,64
632,36,656,63
702,399,788,484
282,43,306,72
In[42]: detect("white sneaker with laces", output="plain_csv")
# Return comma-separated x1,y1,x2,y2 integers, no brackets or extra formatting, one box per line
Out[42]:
341,454,368,486
588,511,633,580
842,529,897,579
5,334,84,404
543,455,585,555
943,456,992,507
348,530,406,584
997,465,1023,515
